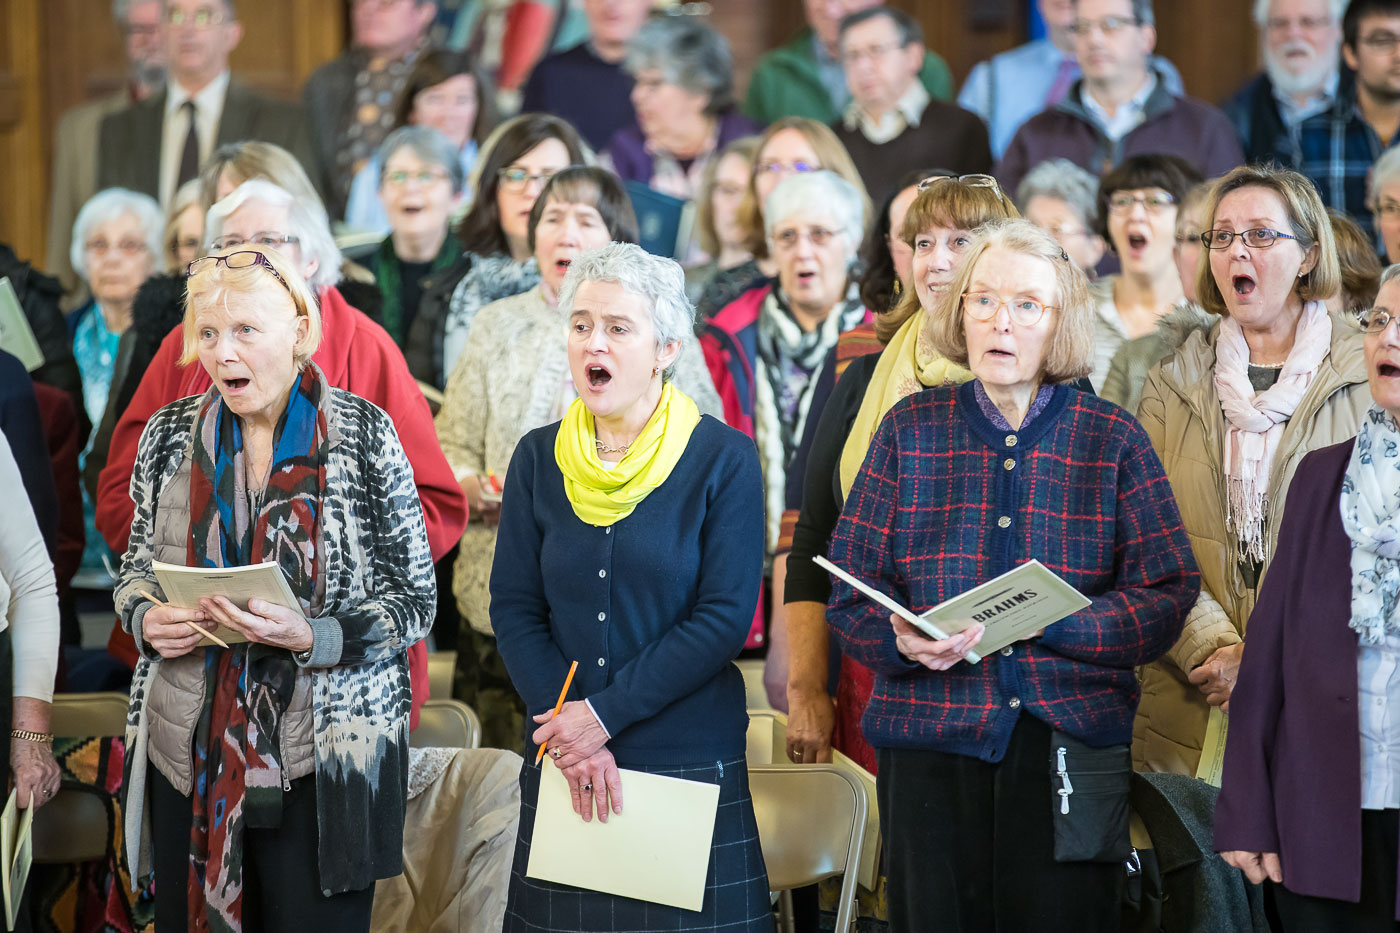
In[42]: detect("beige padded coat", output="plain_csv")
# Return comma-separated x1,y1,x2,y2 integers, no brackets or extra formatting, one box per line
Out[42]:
1131,312,1370,774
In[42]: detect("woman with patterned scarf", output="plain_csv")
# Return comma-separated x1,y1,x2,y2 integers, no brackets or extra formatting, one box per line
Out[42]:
703,170,870,590
115,246,436,930
1134,164,1371,776
1215,264,1400,929
493,242,769,930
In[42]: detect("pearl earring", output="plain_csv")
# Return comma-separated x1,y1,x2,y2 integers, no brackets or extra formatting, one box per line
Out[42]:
652,365,661,376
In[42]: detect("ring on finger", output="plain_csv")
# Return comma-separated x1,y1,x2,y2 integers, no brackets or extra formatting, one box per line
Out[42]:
581,783,593,792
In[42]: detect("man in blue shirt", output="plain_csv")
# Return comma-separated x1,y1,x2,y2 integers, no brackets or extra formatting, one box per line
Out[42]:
959,0,1182,159
1224,0,1344,166
1297,0,1400,247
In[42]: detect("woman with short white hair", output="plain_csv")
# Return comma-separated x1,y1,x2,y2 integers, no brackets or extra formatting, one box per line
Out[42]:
493,241,770,931
1369,145,1400,264
704,169,869,561
68,186,164,582
204,179,344,294
1016,158,1106,273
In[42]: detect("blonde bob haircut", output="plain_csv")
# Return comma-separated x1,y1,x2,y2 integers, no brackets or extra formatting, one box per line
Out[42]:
736,117,871,260
1195,164,1340,317
880,176,1021,342
925,219,1095,384
180,245,323,369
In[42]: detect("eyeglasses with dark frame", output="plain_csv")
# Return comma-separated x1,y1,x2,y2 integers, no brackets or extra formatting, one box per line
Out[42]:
1200,228,1301,250
186,250,290,291
1107,191,1177,214
497,167,558,192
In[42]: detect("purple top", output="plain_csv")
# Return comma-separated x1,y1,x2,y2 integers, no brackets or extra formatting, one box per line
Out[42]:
1213,438,1400,917
605,109,761,191
972,379,1055,431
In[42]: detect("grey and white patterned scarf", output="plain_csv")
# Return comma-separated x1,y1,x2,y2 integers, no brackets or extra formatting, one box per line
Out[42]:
1342,404,1400,645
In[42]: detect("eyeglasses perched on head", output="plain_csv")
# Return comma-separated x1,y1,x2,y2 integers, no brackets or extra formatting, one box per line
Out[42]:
1200,228,1300,250
497,167,557,192
962,290,1056,327
1358,308,1400,334
209,231,300,252
917,173,1011,209
1107,191,1176,214
186,250,290,291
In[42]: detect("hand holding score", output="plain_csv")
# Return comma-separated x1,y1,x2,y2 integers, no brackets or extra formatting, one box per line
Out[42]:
200,596,314,653
891,614,985,670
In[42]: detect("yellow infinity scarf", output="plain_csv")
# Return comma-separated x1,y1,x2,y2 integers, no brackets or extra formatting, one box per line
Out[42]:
554,382,701,526
838,308,973,498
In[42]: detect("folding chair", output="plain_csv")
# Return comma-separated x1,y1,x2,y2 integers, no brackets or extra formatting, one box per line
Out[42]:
33,692,130,863
410,697,482,749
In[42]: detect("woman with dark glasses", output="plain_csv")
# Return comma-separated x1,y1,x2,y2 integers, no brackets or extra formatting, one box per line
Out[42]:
115,244,435,929
1133,163,1371,777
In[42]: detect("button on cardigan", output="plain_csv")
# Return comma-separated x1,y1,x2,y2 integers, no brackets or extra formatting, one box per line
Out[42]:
491,415,765,766
826,382,1198,761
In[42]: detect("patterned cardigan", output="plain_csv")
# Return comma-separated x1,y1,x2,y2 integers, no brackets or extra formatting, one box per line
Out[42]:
115,379,436,894
827,382,1199,760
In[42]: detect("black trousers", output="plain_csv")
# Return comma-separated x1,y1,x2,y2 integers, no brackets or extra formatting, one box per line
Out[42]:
149,767,374,932
877,715,1123,933
1271,809,1400,932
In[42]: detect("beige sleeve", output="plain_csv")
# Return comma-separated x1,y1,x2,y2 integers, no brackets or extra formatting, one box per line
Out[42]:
1164,589,1241,675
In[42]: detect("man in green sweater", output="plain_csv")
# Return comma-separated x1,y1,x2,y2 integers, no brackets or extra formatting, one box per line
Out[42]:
743,0,953,125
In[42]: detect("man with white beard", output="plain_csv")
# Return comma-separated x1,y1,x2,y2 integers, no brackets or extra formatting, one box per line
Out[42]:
1223,0,1344,165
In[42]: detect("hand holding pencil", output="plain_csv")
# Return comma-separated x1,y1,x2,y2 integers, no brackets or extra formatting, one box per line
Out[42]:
138,589,230,656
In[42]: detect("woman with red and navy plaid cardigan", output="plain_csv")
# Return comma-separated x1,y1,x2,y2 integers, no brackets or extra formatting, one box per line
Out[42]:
826,220,1199,933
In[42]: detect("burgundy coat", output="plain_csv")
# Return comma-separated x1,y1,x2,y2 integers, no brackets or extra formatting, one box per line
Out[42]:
1213,438,1400,917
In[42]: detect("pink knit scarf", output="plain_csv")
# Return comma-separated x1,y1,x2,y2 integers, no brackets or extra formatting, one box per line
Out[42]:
1213,300,1332,563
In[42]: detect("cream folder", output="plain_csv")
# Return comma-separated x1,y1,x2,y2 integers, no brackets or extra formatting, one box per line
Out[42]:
526,760,721,911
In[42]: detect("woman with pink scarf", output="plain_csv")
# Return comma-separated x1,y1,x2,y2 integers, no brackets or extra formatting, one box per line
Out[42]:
1132,164,1372,776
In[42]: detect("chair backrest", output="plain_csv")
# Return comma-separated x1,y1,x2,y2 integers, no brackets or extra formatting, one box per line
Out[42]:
734,659,769,711
50,692,129,738
427,650,457,699
411,698,482,749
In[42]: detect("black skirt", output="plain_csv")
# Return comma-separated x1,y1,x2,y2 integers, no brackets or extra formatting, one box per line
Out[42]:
503,755,771,932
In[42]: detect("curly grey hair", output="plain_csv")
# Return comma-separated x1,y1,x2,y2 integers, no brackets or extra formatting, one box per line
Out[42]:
70,187,166,282
1016,158,1100,231
205,179,343,292
557,242,693,381
625,15,735,115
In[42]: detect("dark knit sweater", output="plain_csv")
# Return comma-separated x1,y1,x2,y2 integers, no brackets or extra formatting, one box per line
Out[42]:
832,99,992,205
826,381,1198,760
491,415,764,766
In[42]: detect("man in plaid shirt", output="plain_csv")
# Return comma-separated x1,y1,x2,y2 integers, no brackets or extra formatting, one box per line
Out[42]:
1296,0,1400,248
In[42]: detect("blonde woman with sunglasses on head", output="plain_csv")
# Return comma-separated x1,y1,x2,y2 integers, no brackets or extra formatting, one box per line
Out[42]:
114,245,435,930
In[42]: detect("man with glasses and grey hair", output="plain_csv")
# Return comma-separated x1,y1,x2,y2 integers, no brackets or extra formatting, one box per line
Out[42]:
831,6,991,205
98,0,314,211
47,0,166,306
1224,0,1345,165
996,0,1242,200
1296,0,1400,249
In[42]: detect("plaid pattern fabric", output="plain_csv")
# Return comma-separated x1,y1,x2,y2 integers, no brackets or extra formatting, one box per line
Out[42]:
503,756,771,931
1296,86,1395,248
827,383,1198,761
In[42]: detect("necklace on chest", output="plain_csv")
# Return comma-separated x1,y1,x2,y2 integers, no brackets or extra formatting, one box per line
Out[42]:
595,439,631,455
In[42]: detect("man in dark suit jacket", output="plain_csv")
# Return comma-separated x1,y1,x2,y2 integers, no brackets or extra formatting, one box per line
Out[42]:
97,0,314,207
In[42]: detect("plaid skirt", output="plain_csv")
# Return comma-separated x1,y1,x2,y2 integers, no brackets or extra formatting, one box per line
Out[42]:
503,755,771,932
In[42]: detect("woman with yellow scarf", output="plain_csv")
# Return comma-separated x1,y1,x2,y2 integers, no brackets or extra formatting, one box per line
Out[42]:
782,175,1020,770
491,243,771,931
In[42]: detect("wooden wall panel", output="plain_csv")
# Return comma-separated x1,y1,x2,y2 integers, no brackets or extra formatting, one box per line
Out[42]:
0,0,345,269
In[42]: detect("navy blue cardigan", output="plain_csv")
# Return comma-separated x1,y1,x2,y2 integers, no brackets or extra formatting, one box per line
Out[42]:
491,415,765,766
827,382,1198,761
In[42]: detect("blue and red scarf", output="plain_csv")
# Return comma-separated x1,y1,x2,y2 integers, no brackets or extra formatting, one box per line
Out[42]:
184,365,327,932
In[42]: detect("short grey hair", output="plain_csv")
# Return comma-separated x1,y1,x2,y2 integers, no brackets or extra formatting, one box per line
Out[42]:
1380,262,1400,296
1252,0,1345,26
1371,146,1400,209
377,125,466,194
1016,158,1100,230
558,242,693,381
205,179,343,292
158,0,236,18
763,170,864,261
1072,0,1155,26
625,15,735,115
70,187,165,282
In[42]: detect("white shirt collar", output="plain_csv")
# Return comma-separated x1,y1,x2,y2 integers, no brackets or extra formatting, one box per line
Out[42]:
1081,71,1157,142
164,69,231,117
842,81,931,144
